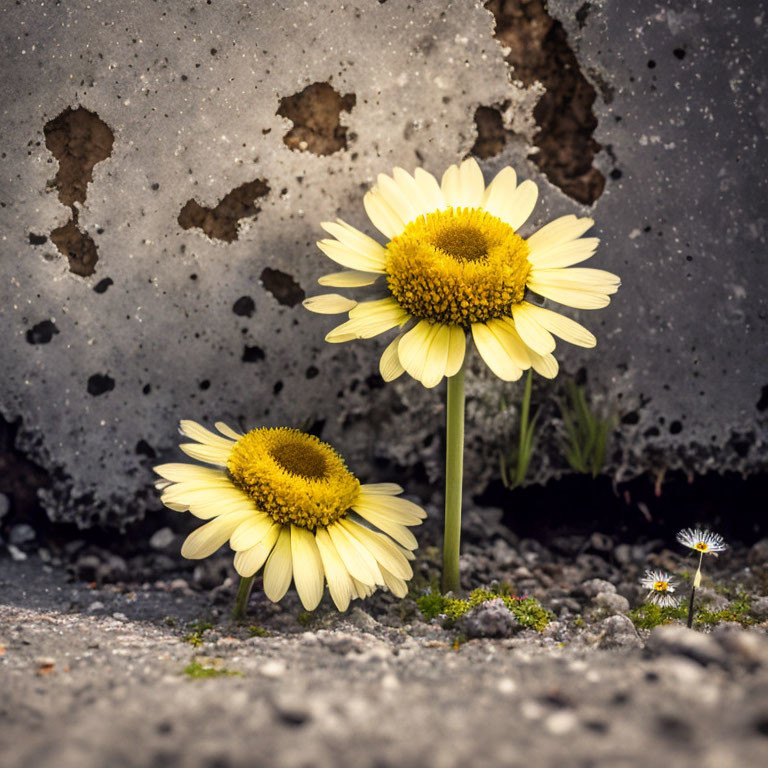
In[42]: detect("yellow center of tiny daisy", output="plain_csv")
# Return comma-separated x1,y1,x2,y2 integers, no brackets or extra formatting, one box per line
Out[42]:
695,542,708,552
385,207,531,326
227,428,360,530
653,581,669,592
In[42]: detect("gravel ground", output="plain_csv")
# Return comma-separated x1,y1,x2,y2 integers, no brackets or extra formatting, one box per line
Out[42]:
2,537,768,768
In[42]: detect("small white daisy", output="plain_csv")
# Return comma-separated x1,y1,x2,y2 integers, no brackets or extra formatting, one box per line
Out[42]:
676,528,727,555
639,569,679,607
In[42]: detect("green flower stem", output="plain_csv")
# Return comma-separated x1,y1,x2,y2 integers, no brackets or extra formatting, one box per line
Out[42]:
687,551,704,629
442,362,465,594
233,575,255,621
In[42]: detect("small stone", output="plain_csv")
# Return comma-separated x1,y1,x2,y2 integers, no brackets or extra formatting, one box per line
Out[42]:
747,538,768,567
713,625,768,666
589,592,630,619
580,578,616,598
750,596,768,621
596,615,643,648
9,524,36,545
589,532,613,552
7,544,27,562
150,527,176,550
260,660,286,678
168,578,190,592
345,607,379,631
695,587,729,611
112,612,128,622
646,625,726,667
544,710,578,735
458,598,522,639
87,601,105,613
36,657,56,675
614,544,632,565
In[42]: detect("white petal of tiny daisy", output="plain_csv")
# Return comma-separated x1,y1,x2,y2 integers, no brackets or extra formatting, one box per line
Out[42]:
262,526,294,603
676,528,727,554
364,188,407,240
441,158,485,209
318,270,380,287
526,215,595,254
471,322,525,382
303,294,358,315
379,332,407,382
516,303,596,348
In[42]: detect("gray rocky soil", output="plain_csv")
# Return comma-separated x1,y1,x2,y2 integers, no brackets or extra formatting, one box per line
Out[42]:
3,510,768,768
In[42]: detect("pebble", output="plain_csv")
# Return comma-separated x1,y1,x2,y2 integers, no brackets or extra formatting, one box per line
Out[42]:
7,544,27,562
9,524,35,545
458,598,522,639
646,625,726,667
149,527,176,551
596,615,643,649
590,591,630,618
87,601,105,613
544,710,578,735
581,578,616,598
747,538,768,567
749,596,768,621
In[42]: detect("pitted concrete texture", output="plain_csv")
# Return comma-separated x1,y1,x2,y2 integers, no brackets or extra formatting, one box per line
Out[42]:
1,0,766,527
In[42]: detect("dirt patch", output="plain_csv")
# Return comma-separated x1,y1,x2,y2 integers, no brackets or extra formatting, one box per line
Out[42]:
481,0,605,205
277,82,356,156
178,179,269,242
260,267,305,307
43,107,114,275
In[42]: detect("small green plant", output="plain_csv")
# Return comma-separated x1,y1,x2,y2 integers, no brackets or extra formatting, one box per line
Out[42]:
499,370,540,489
249,626,270,637
183,619,215,646
417,587,552,632
629,603,687,630
558,380,615,476
163,616,177,627
695,595,755,628
184,661,242,679
297,611,313,627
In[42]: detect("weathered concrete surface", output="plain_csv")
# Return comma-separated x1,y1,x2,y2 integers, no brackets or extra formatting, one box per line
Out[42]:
2,556,768,768
1,0,766,527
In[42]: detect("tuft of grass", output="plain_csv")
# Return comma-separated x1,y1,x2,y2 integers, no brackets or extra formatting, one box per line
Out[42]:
558,381,616,477
630,597,757,630
629,603,687,630
694,595,756,628
499,370,540,489
183,620,215,646
249,626,270,638
417,587,552,632
184,661,241,679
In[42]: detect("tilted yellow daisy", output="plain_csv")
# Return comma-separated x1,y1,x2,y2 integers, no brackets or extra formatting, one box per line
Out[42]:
154,420,424,613
303,157,620,388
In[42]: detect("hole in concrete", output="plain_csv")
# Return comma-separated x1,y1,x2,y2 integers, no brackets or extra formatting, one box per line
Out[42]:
87,373,115,396
26,320,59,345
232,296,256,317
43,107,114,276
93,277,113,294
198,379,210,391
50,214,99,277
178,179,269,242
482,0,605,205
135,439,156,459
242,345,265,363
277,82,356,156
305,365,319,380
260,268,305,307
471,105,509,160
28,233,48,246
756,385,768,412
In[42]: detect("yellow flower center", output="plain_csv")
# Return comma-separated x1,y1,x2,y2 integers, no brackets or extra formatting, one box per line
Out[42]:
653,581,669,592
385,207,531,326
227,428,360,530
695,542,708,552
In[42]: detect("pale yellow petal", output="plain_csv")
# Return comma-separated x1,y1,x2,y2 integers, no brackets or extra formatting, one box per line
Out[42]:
262,526,293,603
481,166,517,211
380,332,406,382
529,267,620,292
518,302,596,348
377,172,423,226
154,463,228,484
445,325,466,378
180,509,253,559
233,524,280,577
392,167,440,218
471,323,524,382
364,189,406,240
179,420,237,449
351,578,375,600
317,238,386,273
358,482,405,496
340,520,413,580
486,319,531,369
352,507,419,550
397,320,442,386
528,349,559,379
160,484,249,509
379,565,408,598
290,525,325,611
527,237,600,268
179,443,232,466
302,294,358,315
326,522,383,585
326,301,409,342
215,422,244,440
230,513,276,551
442,158,485,209
413,167,445,211
318,270,380,287
314,528,353,612
504,179,539,231
526,282,612,310
526,215,594,253
355,493,427,522
320,219,388,262
510,304,556,354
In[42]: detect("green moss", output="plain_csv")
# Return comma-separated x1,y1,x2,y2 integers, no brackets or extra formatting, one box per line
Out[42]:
629,603,687,630
163,616,177,627
695,595,756,628
630,596,757,630
417,588,552,632
184,661,241,679
297,612,313,627
183,619,215,646
249,626,270,637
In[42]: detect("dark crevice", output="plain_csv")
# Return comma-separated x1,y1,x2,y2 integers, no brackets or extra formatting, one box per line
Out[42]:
260,268,305,307
480,0,605,205
26,320,59,345
277,82,356,156
178,179,269,242
44,107,114,276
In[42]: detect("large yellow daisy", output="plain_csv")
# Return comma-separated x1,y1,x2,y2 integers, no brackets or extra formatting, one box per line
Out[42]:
303,158,620,387
154,421,424,611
